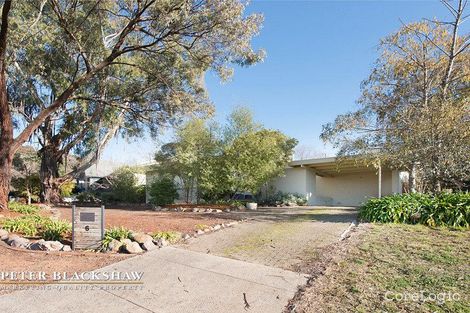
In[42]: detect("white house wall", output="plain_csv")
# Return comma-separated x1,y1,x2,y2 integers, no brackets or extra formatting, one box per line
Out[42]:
315,170,392,206
270,167,316,204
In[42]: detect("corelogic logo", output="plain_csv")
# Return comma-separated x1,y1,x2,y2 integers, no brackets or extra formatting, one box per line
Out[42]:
385,290,461,305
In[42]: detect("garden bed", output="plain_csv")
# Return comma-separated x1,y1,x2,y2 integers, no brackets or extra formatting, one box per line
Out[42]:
56,207,234,234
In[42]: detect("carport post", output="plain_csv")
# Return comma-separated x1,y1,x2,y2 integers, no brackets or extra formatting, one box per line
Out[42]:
378,161,382,198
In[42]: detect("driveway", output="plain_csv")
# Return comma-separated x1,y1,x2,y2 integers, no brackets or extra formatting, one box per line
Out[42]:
0,207,356,313
185,206,357,271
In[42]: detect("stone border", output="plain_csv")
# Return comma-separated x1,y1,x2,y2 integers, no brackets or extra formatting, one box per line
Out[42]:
107,218,246,254
187,219,244,238
153,206,235,213
0,228,71,252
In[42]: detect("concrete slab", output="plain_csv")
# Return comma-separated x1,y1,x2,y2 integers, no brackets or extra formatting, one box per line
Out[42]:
0,247,306,313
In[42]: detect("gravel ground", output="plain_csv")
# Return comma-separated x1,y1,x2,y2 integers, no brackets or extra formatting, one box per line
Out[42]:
178,207,357,271
57,207,234,234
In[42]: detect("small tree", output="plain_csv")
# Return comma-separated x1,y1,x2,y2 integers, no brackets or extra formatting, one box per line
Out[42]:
148,178,179,206
218,130,298,197
108,167,145,203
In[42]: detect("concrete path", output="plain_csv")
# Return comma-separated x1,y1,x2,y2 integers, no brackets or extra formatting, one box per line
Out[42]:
0,247,306,313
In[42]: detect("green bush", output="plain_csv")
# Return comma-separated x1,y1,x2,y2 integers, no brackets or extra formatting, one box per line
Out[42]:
106,167,146,203
1,215,72,239
8,202,40,214
60,181,76,197
359,192,470,228
148,178,179,206
262,191,308,206
76,192,101,203
102,227,132,248
1,215,42,236
42,219,72,241
152,231,181,243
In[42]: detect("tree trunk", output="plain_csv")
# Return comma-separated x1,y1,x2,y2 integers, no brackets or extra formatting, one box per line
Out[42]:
0,157,12,210
409,164,416,193
39,146,62,204
0,1,12,211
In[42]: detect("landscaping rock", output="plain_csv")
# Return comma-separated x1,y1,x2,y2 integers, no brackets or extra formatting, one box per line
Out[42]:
153,238,169,248
61,245,72,252
215,209,222,213
205,209,213,213
132,233,154,244
213,225,221,231
183,234,191,240
29,240,47,251
0,229,8,240
9,237,30,248
153,206,162,211
203,228,211,233
6,234,20,245
196,230,204,235
141,240,157,251
121,238,132,245
192,208,199,212
108,239,123,253
123,241,143,254
44,241,64,251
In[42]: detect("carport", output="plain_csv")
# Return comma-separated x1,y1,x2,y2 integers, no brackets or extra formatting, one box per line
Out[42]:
271,157,404,206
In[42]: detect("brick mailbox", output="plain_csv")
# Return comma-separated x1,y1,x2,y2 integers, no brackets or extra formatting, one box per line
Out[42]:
72,205,105,250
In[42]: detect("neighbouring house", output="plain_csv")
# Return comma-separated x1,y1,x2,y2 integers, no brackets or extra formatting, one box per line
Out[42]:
269,157,406,206
76,160,147,191
143,156,407,206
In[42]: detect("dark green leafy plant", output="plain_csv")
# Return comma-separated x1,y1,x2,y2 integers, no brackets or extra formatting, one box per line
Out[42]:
148,178,179,206
360,192,470,228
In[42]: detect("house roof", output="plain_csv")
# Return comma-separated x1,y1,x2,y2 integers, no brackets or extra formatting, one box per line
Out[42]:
288,156,380,177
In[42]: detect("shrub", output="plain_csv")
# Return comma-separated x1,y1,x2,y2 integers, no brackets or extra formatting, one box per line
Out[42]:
107,167,146,203
359,192,470,228
148,178,179,206
60,181,76,197
152,231,182,243
76,192,101,203
8,202,40,215
102,227,132,248
42,220,72,241
1,215,72,239
1,215,42,236
262,191,308,206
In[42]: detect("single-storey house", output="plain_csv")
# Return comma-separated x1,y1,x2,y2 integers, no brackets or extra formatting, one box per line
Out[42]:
270,157,406,206
144,156,407,206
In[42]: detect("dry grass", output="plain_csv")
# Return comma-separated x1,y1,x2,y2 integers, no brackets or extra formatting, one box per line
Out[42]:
290,224,470,313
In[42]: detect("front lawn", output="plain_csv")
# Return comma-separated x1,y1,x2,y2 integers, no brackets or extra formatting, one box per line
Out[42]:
291,224,469,312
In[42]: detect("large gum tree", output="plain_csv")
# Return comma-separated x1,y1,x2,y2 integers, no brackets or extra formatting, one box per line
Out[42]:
0,0,265,210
